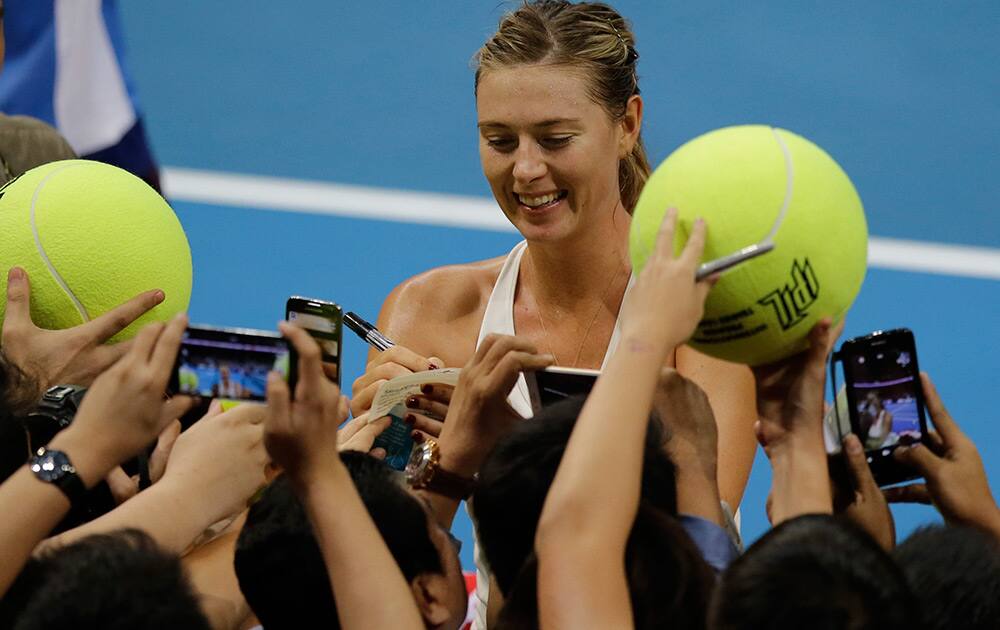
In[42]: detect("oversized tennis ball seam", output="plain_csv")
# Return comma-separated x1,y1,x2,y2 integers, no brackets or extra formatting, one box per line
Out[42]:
0,159,193,342
761,127,794,245
28,161,93,323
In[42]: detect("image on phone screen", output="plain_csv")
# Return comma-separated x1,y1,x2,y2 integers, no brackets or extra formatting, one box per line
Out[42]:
846,349,922,451
174,326,290,402
841,329,928,485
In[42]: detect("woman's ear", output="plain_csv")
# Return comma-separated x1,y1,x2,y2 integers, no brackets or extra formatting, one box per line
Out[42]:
619,94,644,158
410,572,454,627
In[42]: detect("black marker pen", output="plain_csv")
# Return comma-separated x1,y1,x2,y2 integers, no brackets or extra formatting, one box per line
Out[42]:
344,312,395,352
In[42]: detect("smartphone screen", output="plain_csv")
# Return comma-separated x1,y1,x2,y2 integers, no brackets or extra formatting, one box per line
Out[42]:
840,328,928,486
286,297,343,386
171,326,290,402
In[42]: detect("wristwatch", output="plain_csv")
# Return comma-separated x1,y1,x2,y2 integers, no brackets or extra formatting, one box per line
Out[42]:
30,446,88,507
405,438,477,501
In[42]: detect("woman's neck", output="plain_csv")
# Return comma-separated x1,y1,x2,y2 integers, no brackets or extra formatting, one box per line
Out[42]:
523,203,632,310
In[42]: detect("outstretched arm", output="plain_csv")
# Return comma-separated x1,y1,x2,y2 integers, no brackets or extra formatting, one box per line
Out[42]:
43,403,269,555
266,323,423,630
752,319,843,524
536,210,712,630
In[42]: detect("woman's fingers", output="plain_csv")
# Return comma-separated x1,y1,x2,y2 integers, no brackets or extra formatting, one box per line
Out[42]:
406,394,449,420
403,412,443,438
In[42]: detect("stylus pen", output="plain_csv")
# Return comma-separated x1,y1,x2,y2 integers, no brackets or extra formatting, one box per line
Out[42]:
696,241,775,281
344,312,395,352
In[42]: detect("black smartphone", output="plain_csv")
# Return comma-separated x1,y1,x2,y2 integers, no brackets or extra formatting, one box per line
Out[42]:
170,325,291,403
525,366,600,414
286,296,343,387
835,328,928,487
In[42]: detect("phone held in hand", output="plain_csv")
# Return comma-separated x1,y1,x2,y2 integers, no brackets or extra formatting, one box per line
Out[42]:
170,325,291,404
832,328,929,487
286,296,344,387
525,366,600,414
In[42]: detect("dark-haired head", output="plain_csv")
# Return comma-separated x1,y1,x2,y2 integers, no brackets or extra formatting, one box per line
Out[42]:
235,452,466,630
494,502,713,630
474,394,679,596
711,514,918,630
3,529,210,630
893,524,1000,630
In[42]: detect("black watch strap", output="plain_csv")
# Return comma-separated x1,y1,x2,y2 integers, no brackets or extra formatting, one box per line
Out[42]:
426,467,477,502
30,447,88,507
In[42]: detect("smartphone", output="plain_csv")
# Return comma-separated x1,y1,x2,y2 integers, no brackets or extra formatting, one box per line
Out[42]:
525,366,600,414
286,296,343,387
170,325,291,403
835,328,928,487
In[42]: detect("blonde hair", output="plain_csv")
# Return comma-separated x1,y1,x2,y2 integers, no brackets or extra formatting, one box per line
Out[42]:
474,1,651,213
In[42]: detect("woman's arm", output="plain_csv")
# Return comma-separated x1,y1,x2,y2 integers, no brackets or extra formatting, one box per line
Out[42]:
675,347,758,509
536,211,712,630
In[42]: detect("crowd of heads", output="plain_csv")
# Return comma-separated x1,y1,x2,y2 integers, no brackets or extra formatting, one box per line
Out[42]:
1,1,998,630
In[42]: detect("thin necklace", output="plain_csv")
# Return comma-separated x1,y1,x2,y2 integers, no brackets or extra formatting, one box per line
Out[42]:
532,255,627,368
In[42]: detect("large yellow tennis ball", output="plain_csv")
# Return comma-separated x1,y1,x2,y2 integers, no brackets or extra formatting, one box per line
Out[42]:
630,125,868,366
0,160,192,341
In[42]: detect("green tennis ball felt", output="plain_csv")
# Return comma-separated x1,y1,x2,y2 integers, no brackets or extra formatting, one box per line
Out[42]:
629,125,868,366
0,160,192,342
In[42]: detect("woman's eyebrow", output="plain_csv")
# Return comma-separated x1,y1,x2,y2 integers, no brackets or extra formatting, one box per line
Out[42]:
478,117,581,129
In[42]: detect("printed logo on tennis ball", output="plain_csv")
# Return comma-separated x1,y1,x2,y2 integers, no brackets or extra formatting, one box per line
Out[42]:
0,160,192,342
629,125,868,366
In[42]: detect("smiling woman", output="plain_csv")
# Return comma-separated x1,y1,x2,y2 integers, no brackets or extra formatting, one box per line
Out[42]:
349,1,757,626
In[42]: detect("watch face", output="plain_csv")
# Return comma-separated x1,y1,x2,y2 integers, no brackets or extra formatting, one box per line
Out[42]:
31,451,71,482
405,441,432,485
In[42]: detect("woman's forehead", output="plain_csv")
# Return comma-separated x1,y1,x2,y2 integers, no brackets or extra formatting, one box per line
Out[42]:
476,64,602,127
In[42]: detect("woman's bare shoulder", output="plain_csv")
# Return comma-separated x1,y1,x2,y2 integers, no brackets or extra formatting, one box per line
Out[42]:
376,256,506,359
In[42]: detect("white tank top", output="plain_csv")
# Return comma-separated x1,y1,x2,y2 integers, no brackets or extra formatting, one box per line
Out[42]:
470,240,634,629
467,241,741,628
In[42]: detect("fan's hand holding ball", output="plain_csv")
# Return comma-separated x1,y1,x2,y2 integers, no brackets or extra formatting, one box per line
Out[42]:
622,208,715,353
0,160,193,394
629,126,868,366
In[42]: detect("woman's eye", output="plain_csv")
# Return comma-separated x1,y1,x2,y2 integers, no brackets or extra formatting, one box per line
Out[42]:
487,137,516,151
541,136,572,149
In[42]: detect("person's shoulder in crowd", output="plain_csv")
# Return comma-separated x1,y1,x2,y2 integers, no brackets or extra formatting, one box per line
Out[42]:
0,113,77,185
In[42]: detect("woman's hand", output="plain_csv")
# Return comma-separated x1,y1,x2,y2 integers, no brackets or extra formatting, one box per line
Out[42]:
2,266,166,403
349,345,444,420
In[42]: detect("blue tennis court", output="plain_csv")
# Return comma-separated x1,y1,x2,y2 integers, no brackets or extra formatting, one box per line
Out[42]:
115,1,998,567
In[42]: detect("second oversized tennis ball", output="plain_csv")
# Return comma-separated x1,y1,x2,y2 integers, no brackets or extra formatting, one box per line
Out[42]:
0,160,192,341
629,125,868,366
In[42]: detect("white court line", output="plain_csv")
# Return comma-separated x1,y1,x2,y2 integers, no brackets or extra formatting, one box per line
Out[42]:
162,167,1000,281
